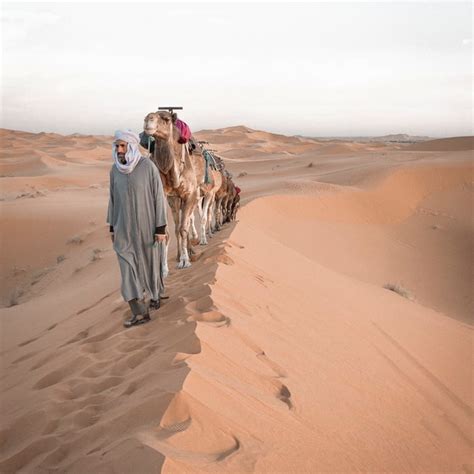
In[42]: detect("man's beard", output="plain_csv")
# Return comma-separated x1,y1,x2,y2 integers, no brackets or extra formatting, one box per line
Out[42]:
117,152,126,164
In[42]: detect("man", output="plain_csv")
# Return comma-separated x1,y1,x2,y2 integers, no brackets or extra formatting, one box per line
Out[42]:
107,130,167,327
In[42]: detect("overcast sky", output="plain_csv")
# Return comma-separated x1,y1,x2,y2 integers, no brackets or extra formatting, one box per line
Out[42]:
1,1,472,137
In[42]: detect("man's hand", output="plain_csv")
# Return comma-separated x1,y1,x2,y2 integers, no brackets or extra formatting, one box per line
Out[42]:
110,233,115,243
154,234,166,243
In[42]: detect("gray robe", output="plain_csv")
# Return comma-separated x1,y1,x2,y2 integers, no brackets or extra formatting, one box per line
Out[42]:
107,158,167,302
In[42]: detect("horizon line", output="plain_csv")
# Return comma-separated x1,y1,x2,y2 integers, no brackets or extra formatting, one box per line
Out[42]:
3,126,473,140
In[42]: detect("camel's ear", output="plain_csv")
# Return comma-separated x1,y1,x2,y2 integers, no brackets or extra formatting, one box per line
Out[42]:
171,113,177,123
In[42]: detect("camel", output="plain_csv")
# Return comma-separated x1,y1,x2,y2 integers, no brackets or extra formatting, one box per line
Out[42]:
214,170,232,232
224,182,239,223
200,150,239,230
195,147,225,244
143,111,221,268
223,176,237,223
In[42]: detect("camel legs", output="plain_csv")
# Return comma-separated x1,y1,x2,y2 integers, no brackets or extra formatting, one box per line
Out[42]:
225,199,233,223
167,196,182,263
193,195,204,243
196,196,204,220
199,192,214,245
177,196,196,269
214,196,224,232
231,202,240,221
223,196,231,224
189,211,199,241
207,197,216,238
161,227,170,278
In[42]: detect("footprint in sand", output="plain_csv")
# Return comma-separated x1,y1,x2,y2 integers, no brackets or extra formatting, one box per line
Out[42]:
180,283,212,301
135,392,244,465
115,339,151,353
109,345,159,376
138,422,240,465
31,350,66,371
53,379,92,400
17,336,40,348
188,311,231,328
121,381,138,396
276,383,293,410
80,361,112,378
12,350,39,365
54,375,125,402
184,295,215,313
92,376,124,393
63,328,90,346
73,405,101,429
33,356,91,390
80,327,117,345
80,340,109,355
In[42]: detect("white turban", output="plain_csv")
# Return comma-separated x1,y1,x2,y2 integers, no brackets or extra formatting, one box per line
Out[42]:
112,129,143,174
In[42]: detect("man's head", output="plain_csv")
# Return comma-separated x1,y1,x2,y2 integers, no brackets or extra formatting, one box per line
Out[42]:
112,130,143,173
114,139,128,163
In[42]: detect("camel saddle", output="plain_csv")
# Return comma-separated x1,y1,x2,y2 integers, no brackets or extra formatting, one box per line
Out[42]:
175,119,192,144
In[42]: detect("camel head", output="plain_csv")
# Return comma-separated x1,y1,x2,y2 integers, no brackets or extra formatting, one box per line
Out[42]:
143,111,177,141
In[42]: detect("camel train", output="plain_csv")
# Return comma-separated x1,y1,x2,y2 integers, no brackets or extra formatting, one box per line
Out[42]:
142,108,240,272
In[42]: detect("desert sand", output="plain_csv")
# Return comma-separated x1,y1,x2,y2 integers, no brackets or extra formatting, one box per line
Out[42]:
0,126,472,473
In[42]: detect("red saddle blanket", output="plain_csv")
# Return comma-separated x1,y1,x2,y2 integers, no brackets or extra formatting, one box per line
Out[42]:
175,119,192,144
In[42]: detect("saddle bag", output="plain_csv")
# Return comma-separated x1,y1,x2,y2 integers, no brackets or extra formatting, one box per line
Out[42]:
175,119,192,144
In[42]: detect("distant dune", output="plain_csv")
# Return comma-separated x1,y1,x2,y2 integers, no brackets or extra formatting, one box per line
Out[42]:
301,133,432,144
406,136,474,152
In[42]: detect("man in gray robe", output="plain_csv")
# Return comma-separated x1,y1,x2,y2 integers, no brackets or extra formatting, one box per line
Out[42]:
107,130,168,327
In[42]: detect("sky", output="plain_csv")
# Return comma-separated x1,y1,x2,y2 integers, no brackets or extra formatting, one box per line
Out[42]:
1,1,472,137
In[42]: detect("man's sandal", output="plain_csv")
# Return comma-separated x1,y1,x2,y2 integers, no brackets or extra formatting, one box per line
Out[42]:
123,313,151,328
149,299,161,311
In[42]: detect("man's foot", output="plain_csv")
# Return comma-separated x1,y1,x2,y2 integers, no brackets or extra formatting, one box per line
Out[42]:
123,313,151,328
149,299,161,310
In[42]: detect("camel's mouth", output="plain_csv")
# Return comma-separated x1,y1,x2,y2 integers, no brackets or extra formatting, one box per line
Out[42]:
144,128,157,135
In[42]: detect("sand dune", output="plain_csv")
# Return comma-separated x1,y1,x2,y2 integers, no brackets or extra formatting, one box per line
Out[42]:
195,126,323,160
406,136,474,152
0,128,473,473
314,142,370,155
0,129,111,179
0,129,112,202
